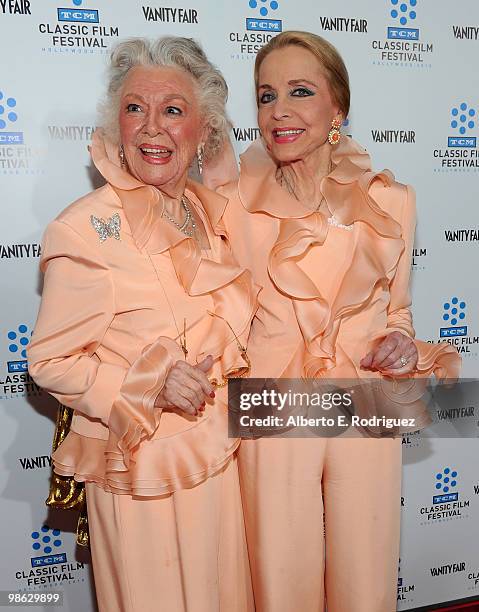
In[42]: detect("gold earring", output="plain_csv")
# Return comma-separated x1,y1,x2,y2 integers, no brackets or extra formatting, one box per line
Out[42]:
328,118,342,145
119,144,126,168
197,143,204,175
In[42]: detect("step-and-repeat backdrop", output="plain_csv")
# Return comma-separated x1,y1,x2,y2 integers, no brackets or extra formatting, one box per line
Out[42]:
1,1,478,610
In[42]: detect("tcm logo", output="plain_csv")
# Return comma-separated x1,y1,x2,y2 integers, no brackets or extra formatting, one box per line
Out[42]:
440,297,467,338
0,91,23,145
448,102,477,148
6,324,31,373
387,0,419,40
433,467,459,505
57,0,99,23
31,525,66,568
246,0,282,32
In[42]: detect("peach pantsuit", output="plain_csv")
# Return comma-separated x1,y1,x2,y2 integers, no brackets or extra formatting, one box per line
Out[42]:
220,136,460,612
28,132,258,612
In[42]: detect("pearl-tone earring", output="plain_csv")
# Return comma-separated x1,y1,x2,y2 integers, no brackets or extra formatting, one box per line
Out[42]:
197,143,204,175
328,118,342,145
119,144,126,168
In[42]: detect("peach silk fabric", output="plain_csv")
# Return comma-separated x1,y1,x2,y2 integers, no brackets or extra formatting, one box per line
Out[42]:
28,129,260,497
216,135,461,612
219,135,460,382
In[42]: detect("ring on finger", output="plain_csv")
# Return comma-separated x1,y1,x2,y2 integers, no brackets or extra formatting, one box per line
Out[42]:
399,355,409,367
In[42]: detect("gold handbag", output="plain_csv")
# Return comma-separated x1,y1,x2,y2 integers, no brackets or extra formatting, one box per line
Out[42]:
45,403,89,547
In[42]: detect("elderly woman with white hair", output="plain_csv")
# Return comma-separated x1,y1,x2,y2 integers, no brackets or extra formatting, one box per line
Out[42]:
28,37,257,612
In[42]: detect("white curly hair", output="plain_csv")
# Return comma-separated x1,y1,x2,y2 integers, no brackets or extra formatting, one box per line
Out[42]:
98,37,231,160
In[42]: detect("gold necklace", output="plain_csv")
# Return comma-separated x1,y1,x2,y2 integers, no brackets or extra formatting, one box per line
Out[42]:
146,249,189,359
162,195,197,238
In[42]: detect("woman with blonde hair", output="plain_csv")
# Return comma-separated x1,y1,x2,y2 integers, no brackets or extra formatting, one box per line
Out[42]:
28,37,257,612
220,31,460,611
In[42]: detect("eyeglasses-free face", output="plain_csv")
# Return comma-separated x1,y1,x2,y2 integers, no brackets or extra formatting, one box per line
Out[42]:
119,65,208,198
257,45,342,165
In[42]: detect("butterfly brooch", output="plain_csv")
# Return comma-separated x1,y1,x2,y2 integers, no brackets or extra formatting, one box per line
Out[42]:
90,213,121,243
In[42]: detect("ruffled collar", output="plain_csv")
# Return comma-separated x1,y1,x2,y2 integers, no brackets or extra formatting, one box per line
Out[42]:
238,135,408,378
89,129,228,252
89,130,260,379
238,135,396,229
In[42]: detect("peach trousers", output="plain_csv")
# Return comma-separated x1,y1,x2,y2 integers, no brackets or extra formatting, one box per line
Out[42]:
238,436,402,612
85,456,254,612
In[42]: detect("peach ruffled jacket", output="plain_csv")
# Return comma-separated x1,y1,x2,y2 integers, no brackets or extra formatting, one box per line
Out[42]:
219,136,460,382
28,130,259,497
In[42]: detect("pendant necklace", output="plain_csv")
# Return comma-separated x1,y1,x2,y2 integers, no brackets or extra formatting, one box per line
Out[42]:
162,195,197,238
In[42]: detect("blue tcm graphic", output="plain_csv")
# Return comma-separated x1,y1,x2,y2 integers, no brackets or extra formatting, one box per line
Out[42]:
448,102,477,148
433,467,459,504
440,298,467,338
0,91,23,145
57,0,99,23
7,324,31,373
246,0,282,32
31,525,67,568
387,0,419,40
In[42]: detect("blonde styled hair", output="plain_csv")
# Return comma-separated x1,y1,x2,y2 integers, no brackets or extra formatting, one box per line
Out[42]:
254,31,350,117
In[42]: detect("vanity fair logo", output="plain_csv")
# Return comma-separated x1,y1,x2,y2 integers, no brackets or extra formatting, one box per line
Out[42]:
233,127,262,143
397,558,415,606
19,455,52,471
0,243,41,259
371,129,416,144
47,125,95,141
141,5,199,23
436,404,475,422
430,560,467,578
318,15,368,34
371,0,434,68
38,0,120,55
0,0,31,15
229,0,282,60
434,103,479,172
1,324,42,399
444,228,479,242
452,25,479,40
419,467,471,525
14,525,86,589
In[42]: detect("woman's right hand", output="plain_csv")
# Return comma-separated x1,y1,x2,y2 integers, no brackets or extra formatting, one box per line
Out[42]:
154,355,215,416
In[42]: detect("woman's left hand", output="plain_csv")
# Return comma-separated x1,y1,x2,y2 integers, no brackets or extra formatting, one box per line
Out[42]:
360,331,418,375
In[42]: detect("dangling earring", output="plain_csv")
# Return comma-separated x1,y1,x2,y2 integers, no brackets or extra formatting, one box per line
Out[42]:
328,118,342,145
197,143,204,175
119,144,126,168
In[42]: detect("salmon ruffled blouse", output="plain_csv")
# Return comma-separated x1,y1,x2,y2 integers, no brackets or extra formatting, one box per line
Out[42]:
28,131,259,497
220,136,460,386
